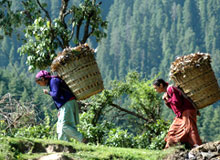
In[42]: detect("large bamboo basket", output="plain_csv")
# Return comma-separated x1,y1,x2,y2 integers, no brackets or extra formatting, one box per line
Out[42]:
51,44,104,100
169,53,220,109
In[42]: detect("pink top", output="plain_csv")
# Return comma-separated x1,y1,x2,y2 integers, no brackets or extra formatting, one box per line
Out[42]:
164,86,195,118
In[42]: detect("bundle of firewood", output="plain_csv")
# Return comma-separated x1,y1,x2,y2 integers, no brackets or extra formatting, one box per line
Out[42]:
169,52,211,79
51,43,95,72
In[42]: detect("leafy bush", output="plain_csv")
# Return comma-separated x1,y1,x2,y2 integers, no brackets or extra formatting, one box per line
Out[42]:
133,130,152,149
104,128,134,148
147,119,170,149
78,110,170,149
8,108,57,140
133,119,169,149
0,137,14,160
78,112,113,144
149,131,167,150
0,120,7,136
12,123,57,139
77,72,170,150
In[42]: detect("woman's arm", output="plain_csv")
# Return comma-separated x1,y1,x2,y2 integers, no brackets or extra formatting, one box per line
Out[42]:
166,86,183,107
49,78,61,98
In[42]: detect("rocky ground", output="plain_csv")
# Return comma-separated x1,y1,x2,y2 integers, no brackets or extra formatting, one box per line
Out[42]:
164,141,220,160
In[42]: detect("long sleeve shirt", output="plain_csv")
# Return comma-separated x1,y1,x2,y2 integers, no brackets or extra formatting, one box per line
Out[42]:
48,77,75,109
164,86,195,118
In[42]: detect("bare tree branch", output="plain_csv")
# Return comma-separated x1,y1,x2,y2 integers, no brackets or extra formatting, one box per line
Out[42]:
81,1,102,43
81,15,92,43
68,18,76,42
76,18,83,44
63,8,73,17
59,0,69,24
36,0,52,23
0,93,37,134
110,103,153,124
59,0,70,47
5,114,23,132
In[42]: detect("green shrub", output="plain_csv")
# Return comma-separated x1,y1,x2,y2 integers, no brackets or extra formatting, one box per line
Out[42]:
78,110,170,149
0,137,14,160
104,128,134,148
133,130,152,149
78,112,114,144
133,119,169,150
12,123,57,139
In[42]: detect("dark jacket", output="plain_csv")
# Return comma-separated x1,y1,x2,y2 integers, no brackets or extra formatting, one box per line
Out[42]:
49,77,75,109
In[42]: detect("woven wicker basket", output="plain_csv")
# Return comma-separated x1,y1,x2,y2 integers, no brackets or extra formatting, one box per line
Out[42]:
51,45,104,100
171,62,220,109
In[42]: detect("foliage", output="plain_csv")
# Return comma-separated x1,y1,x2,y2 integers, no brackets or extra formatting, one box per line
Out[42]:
18,17,58,71
104,128,134,148
0,90,57,140
147,120,169,150
77,72,169,149
1,0,107,71
0,137,14,160
11,107,56,140
78,112,114,144
79,110,169,149
0,110,57,140
12,123,56,140
134,119,169,149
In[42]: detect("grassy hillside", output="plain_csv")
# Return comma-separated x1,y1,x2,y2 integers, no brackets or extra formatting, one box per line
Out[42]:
0,137,174,160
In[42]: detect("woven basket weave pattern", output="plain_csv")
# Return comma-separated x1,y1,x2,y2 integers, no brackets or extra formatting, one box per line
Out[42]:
172,63,220,109
55,51,104,100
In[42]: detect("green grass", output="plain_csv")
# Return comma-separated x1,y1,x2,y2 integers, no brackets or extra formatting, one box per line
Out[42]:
0,137,175,160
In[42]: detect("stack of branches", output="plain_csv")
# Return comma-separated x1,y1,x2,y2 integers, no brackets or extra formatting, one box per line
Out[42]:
169,52,211,78
0,93,37,133
51,43,94,72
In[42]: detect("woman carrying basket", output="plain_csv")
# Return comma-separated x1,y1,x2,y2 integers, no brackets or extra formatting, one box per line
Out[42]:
153,79,202,149
35,70,87,143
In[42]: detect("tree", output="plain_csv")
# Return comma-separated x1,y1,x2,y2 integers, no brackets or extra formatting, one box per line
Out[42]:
78,71,169,149
209,107,220,140
0,0,107,71
198,106,214,142
0,37,10,67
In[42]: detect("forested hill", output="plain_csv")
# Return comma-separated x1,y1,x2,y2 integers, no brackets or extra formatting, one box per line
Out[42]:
95,0,220,142
0,0,219,144
96,0,220,83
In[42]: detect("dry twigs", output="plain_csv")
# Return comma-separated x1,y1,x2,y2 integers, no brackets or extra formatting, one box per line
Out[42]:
0,93,36,133
51,43,94,72
169,52,211,79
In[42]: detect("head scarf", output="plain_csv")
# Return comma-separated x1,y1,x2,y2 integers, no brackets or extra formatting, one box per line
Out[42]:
35,70,60,82
35,70,52,80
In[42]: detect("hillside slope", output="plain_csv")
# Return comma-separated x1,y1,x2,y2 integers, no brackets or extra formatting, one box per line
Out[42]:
1,137,220,159
0,137,172,160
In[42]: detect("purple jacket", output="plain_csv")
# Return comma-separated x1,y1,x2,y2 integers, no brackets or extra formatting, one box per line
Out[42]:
48,77,75,109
